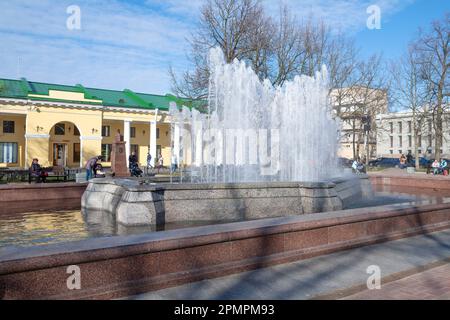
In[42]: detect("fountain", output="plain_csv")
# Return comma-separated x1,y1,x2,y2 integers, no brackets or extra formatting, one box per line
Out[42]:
82,48,371,226
170,47,339,183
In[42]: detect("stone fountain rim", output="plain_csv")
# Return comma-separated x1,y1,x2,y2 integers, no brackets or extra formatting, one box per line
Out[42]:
90,174,369,192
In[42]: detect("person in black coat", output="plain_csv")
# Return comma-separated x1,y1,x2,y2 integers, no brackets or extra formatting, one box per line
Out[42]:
129,152,138,168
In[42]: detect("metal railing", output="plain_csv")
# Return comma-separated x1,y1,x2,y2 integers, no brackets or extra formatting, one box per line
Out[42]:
0,167,84,184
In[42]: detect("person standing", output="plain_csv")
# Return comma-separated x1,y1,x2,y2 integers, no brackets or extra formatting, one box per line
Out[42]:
85,155,101,181
157,154,163,174
406,151,413,166
399,154,407,169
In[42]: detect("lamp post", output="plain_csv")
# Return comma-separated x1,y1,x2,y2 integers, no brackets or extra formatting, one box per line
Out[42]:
362,115,371,165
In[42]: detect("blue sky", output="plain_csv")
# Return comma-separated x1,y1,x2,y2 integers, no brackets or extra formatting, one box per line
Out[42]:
0,0,449,95
356,0,450,59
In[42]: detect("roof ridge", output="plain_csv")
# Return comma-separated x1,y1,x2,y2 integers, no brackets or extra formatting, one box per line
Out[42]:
0,77,205,111
0,77,163,96
123,88,154,108
0,77,198,100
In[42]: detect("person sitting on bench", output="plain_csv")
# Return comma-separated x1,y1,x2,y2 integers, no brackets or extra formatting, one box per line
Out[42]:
352,157,365,174
30,158,47,183
432,159,441,175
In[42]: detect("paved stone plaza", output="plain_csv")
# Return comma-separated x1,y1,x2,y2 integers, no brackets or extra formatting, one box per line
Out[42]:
125,229,450,300
342,263,450,300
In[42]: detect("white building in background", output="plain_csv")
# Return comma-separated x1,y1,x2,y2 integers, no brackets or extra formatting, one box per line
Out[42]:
376,111,450,158
330,87,388,160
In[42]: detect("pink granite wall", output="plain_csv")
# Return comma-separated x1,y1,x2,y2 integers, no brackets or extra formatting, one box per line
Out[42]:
1,200,450,299
0,183,87,214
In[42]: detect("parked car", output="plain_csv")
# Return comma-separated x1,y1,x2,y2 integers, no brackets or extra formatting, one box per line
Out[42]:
415,157,431,167
369,156,433,168
368,157,400,167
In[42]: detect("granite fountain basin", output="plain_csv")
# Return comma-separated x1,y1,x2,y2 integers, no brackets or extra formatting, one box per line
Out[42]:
81,175,372,226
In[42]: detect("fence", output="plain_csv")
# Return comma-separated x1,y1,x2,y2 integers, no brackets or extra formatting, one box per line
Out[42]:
0,168,84,184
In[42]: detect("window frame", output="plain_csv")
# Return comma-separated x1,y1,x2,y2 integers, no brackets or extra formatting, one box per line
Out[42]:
2,120,15,134
102,125,111,137
0,142,18,163
54,123,65,135
101,144,112,162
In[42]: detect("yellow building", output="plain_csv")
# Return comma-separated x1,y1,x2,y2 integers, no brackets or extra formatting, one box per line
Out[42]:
0,78,196,169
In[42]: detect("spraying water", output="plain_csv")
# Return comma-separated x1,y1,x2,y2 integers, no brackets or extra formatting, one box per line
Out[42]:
170,47,340,183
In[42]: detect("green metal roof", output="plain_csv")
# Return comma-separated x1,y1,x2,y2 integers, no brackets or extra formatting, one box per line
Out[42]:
0,78,204,111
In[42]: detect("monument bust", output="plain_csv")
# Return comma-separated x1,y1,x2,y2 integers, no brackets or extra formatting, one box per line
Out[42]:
115,129,124,142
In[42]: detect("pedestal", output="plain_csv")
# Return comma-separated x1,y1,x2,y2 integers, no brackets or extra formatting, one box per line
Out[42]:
111,141,129,177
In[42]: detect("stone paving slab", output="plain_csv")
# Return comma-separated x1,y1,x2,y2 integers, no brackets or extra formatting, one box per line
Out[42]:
124,229,450,300
342,263,450,300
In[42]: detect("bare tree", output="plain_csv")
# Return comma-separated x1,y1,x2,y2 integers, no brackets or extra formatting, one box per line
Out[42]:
170,0,271,99
268,5,302,85
390,45,429,169
415,13,450,160
331,54,389,162
170,0,358,101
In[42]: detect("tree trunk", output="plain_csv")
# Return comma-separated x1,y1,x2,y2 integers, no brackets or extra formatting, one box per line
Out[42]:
412,111,420,170
365,132,370,165
435,101,443,160
352,120,357,160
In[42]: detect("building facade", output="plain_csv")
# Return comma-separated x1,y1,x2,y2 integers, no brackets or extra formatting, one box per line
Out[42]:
0,78,196,169
376,111,450,158
331,87,388,160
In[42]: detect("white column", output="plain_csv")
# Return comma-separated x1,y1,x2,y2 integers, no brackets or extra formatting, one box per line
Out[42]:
174,123,180,164
24,136,28,169
150,109,158,166
79,138,83,168
24,114,28,169
124,119,131,167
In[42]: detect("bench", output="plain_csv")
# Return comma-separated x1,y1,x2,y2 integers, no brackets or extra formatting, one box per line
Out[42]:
29,166,69,183
48,166,69,181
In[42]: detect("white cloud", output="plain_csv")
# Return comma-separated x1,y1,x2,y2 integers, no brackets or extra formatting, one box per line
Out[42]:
0,0,194,94
145,0,204,18
263,0,416,33
0,0,415,94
